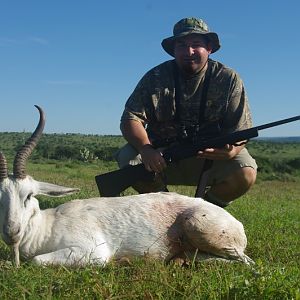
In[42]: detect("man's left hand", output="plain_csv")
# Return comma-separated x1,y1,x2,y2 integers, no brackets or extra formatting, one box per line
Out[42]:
196,144,242,160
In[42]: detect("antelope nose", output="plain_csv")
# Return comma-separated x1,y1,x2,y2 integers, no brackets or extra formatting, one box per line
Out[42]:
3,224,21,244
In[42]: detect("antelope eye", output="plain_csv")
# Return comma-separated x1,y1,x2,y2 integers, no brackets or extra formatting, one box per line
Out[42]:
25,193,33,206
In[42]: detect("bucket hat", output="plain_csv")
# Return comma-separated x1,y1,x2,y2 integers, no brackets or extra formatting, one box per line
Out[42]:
161,17,221,57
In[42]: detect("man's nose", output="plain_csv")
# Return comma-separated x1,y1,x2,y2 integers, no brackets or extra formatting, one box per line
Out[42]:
187,46,195,55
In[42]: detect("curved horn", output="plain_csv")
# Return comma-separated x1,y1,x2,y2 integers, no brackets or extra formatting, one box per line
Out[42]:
13,105,46,179
0,152,8,182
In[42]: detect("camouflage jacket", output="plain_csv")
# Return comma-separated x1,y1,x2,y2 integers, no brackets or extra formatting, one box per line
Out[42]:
121,59,252,140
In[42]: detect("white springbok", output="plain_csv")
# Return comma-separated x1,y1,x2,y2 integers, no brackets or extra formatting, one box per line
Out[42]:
0,106,254,266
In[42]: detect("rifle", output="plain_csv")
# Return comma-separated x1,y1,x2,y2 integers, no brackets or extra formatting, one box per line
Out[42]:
95,115,300,197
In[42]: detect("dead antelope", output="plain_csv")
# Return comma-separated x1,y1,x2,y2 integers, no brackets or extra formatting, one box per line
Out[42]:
0,106,253,266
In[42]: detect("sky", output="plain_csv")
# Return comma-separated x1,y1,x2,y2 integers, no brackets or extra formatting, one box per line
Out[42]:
0,0,299,137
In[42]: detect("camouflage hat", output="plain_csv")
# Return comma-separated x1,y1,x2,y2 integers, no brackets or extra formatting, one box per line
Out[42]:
161,17,221,57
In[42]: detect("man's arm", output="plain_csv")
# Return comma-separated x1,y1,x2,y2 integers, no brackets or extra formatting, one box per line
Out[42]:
120,120,167,172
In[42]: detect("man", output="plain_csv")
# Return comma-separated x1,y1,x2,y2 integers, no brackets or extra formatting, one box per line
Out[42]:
116,17,257,207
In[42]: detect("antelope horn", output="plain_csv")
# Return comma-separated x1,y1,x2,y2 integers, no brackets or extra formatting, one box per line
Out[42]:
13,105,46,179
0,152,8,182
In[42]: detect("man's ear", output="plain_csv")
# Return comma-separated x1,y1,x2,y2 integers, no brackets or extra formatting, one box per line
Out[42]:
207,42,213,54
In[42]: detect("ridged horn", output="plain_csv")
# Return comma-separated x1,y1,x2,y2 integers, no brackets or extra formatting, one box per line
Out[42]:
13,105,45,179
0,152,8,182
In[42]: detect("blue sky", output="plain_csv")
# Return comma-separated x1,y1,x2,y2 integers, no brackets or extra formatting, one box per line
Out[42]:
0,0,299,137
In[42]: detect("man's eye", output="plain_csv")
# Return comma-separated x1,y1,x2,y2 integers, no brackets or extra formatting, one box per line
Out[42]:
192,43,203,48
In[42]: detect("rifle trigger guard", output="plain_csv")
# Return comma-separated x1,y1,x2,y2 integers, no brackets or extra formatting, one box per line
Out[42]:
233,140,248,147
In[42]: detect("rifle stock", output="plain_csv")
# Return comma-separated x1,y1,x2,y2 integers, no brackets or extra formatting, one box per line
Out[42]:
95,164,154,197
95,115,300,197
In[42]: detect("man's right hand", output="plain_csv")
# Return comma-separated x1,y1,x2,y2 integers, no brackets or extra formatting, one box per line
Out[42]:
121,119,167,173
139,144,167,173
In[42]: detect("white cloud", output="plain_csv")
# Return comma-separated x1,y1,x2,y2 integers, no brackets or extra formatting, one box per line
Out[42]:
28,36,49,45
0,36,49,46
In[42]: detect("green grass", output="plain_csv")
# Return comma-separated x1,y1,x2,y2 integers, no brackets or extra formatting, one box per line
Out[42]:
0,159,299,299
1,258,298,299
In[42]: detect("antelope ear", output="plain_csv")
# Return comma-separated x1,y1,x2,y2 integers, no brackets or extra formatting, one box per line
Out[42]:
36,181,80,197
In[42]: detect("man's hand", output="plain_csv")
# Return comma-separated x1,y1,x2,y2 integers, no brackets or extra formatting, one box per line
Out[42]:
140,144,167,173
197,143,244,160
121,120,167,172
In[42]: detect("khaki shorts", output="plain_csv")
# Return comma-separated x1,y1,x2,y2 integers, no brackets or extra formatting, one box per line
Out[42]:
116,143,257,187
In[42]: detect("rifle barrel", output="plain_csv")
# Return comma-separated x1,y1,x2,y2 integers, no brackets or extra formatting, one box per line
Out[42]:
256,115,300,131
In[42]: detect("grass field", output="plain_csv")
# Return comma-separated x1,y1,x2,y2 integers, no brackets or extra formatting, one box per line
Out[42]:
0,157,299,299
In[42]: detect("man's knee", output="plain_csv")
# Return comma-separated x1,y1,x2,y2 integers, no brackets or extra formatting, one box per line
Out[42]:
221,166,256,196
115,143,141,168
206,167,257,206
236,166,257,191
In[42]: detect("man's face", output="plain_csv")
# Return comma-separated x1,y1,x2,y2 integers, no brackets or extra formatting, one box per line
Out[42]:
174,34,212,76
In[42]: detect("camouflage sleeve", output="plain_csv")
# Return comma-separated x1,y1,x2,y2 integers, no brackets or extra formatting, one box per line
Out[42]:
120,73,153,127
223,73,253,132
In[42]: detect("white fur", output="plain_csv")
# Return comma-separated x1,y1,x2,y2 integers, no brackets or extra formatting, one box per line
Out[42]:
0,175,253,266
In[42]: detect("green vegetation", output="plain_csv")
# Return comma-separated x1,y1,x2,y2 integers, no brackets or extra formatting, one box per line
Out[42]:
0,133,299,299
0,132,125,162
248,140,300,181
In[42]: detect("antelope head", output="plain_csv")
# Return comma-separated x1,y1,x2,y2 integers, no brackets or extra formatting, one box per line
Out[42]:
0,106,78,265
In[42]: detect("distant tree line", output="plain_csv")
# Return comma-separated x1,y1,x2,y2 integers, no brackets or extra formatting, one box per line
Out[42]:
0,132,125,162
34,141,120,162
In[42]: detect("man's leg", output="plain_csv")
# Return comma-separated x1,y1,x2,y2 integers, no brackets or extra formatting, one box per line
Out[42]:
205,167,256,207
204,148,257,207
